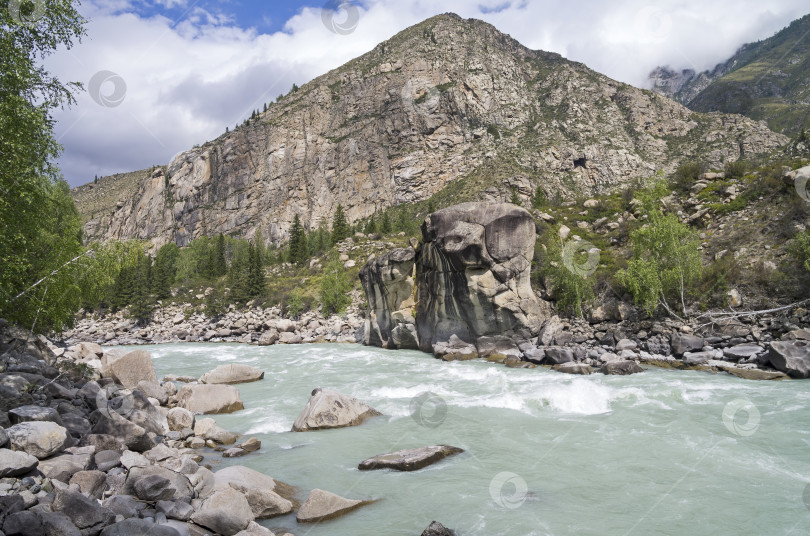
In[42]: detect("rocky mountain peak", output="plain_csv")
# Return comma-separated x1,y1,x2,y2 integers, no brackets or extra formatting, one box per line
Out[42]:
75,13,787,249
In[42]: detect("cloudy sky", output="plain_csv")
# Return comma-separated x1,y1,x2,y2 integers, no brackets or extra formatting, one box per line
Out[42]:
47,0,809,187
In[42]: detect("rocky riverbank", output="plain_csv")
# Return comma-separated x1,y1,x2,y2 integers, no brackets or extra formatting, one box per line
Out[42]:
1,321,460,535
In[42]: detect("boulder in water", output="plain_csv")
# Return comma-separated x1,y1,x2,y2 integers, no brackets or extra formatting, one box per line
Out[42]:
291,388,381,432
200,364,265,385
296,488,375,523
358,445,463,471
176,384,244,414
768,340,810,378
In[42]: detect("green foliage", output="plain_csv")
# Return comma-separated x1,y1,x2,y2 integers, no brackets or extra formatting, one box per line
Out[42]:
724,160,749,180
331,204,351,244
671,162,704,192
307,224,330,258
213,234,227,277
487,124,500,139
790,230,810,273
128,253,154,325
531,186,547,209
77,241,145,310
153,243,180,299
205,287,227,318
320,252,352,315
285,288,305,319
0,1,87,331
247,243,266,298
509,187,521,206
363,215,377,234
380,212,392,234
542,237,596,318
288,215,309,265
618,179,703,316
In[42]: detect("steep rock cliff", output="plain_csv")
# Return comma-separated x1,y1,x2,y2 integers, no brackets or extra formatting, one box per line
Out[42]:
78,13,788,247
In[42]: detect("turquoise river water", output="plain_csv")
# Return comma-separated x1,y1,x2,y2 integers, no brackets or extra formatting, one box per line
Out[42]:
132,343,810,536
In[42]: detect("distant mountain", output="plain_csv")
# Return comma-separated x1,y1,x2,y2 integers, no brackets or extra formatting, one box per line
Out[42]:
650,14,810,136
74,13,786,247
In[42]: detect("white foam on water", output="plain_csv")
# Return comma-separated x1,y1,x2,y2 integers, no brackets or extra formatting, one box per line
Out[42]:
537,378,613,415
244,412,290,434
455,392,530,413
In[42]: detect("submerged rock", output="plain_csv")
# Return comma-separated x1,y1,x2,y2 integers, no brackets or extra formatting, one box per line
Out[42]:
296,488,375,523
600,361,644,375
358,445,463,471
199,364,265,385
422,521,456,536
553,362,593,375
291,388,381,432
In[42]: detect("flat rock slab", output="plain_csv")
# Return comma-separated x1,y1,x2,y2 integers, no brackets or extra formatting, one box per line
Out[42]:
296,488,375,523
200,364,264,385
292,388,381,432
358,445,463,472
0,448,38,478
177,384,244,414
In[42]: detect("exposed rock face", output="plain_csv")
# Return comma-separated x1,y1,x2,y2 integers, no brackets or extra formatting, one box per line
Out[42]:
768,340,810,378
291,388,381,432
102,350,158,390
74,14,786,248
358,445,463,471
416,203,545,357
359,247,419,349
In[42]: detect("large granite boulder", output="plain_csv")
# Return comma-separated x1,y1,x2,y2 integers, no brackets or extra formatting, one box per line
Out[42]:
292,388,381,431
176,384,244,414
212,465,298,519
296,489,374,523
768,340,810,378
190,488,254,536
0,449,38,477
101,350,157,389
416,203,545,356
359,247,420,350
5,421,70,459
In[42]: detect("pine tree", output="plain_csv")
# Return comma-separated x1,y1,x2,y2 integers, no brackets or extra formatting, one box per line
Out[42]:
129,253,154,325
214,234,227,276
380,212,392,234
288,215,309,265
396,207,409,233
228,247,250,304
225,126,229,133
509,187,521,206
364,215,377,234
254,228,266,264
247,243,266,298
263,103,267,113
331,204,350,244
320,252,352,315
153,242,179,300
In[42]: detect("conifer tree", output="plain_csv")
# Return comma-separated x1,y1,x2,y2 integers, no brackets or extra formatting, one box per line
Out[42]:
248,243,266,298
380,212,392,234
331,204,350,244
288,215,309,265
364,215,377,234
153,242,180,300
214,234,227,276
129,253,154,325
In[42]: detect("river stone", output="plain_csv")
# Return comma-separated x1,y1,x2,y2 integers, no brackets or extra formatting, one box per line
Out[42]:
768,340,810,378
213,465,298,519
102,350,157,389
177,384,244,414
157,499,194,521
296,489,374,523
358,445,463,471
53,487,115,533
258,330,279,346
199,364,265,385
0,448,38,477
100,518,181,536
91,409,155,452
134,474,176,502
103,495,146,519
8,405,64,426
2,511,42,536
782,329,810,341
432,335,478,361
167,407,195,432
670,333,704,356
415,203,546,354
422,521,456,536
69,470,108,499
0,426,7,448
233,521,277,535
94,449,122,472
124,465,194,502
291,388,381,431
38,451,92,482
543,347,574,365
600,361,644,375
6,421,70,459
136,380,168,405
39,511,83,536
190,488,253,536
552,362,593,375
723,344,763,361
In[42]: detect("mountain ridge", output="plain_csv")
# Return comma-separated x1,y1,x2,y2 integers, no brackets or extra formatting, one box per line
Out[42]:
74,13,786,248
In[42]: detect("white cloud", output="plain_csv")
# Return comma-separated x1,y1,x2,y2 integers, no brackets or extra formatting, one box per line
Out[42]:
49,0,809,186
